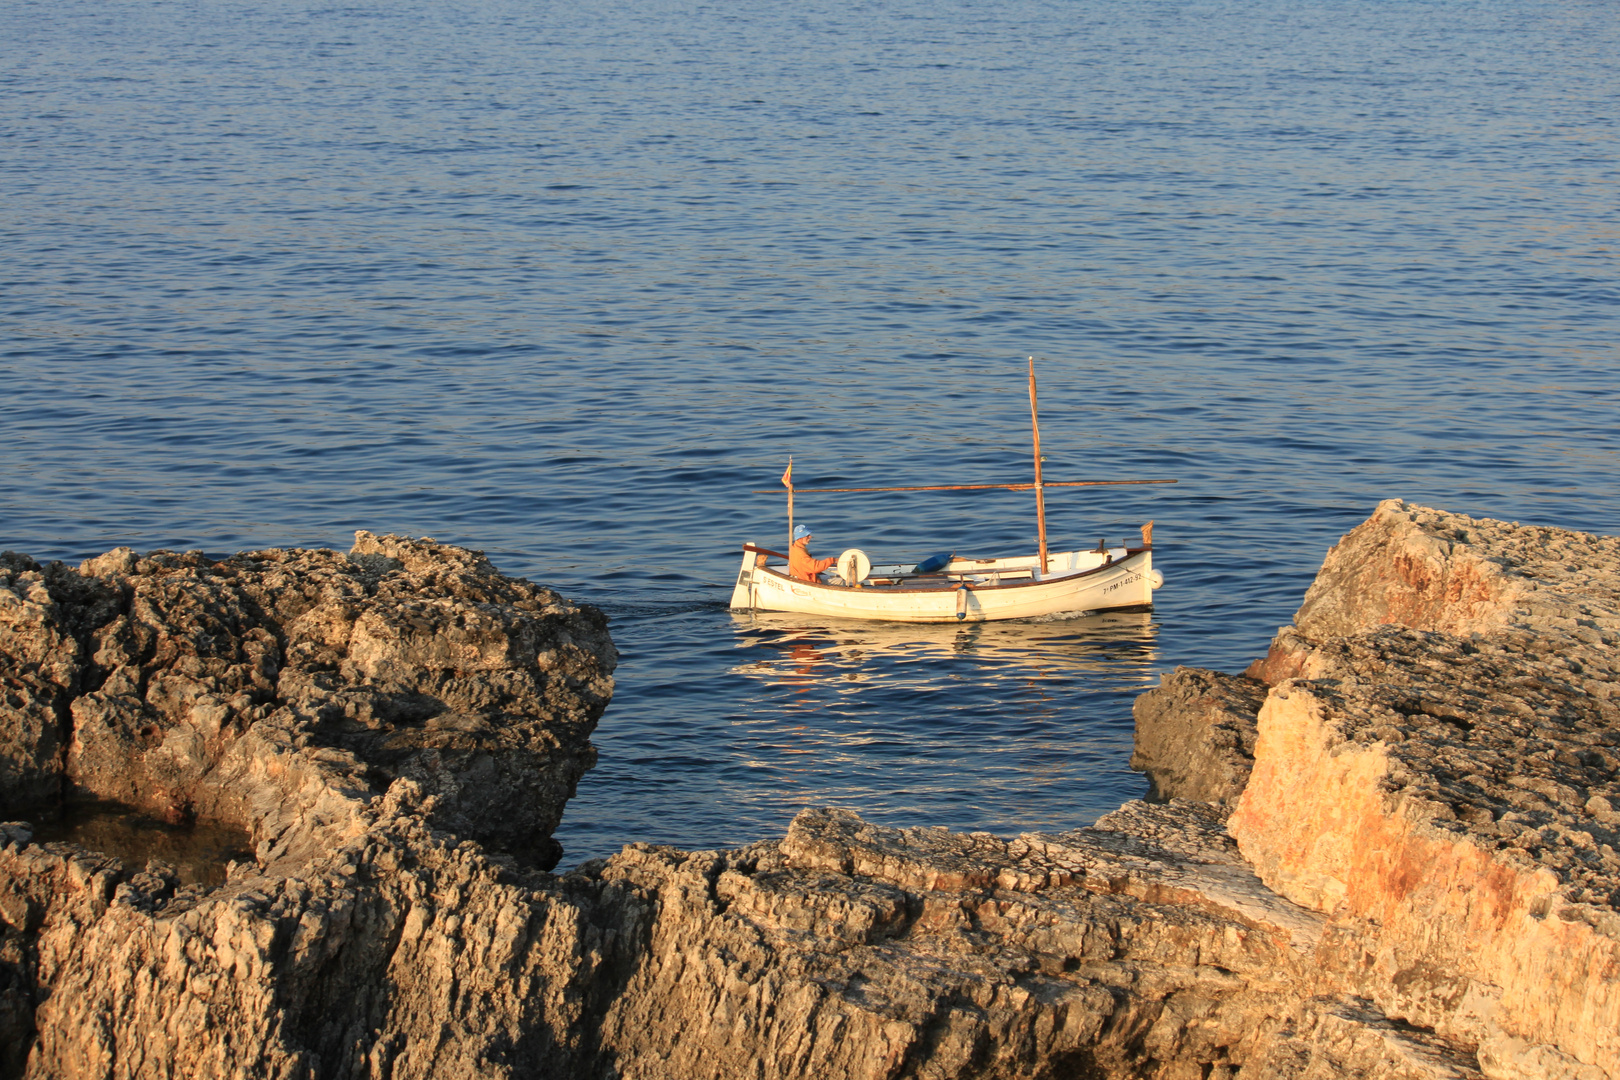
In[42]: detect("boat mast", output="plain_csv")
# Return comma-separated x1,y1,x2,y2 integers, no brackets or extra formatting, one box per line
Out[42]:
1028,356,1049,574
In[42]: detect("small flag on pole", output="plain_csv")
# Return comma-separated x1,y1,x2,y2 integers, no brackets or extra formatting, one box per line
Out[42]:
782,458,795,549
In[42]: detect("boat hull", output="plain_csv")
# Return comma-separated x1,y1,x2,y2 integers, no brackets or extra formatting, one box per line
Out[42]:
729,545,1159,623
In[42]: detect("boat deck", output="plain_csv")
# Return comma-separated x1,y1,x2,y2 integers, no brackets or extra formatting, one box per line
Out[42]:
742,544,1145,592
732,541,1158,622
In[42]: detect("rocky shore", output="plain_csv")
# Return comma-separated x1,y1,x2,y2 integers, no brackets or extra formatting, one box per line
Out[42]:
2,501,1617,1079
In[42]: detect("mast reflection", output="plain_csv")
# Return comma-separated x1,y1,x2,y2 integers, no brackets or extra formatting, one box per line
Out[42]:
722,610,1163,808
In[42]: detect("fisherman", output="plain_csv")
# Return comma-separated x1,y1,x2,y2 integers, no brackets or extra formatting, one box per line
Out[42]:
788,524,836,582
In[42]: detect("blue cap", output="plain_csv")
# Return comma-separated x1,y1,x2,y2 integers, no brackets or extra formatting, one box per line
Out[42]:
793,524,813,542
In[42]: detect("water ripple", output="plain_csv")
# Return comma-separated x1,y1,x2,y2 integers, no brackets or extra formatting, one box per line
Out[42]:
2,0,1616,862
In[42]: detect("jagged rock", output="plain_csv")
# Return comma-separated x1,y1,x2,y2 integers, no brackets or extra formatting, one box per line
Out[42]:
1247,996,1486,1080
1131,668,1267,810
2,533,615,869
1125,501,1620,1078
592,801,1326,1080
5,793,1344,1080
0,534,616,1076
1242,625,1319,685
0,554,108,816
1224,502,1620,1079
6,504,1619,1079
1240,500,1620,689
1292,499,1620,643
1229,626,1620,1075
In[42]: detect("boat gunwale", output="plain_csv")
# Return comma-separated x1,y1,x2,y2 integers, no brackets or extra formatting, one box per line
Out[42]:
746,546,1152,596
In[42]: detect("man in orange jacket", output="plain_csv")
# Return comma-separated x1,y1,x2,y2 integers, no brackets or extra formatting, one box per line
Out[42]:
789,524,836,582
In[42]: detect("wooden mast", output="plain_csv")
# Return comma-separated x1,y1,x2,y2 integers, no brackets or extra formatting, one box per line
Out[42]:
752,364,1180,565
1028,356,1049,574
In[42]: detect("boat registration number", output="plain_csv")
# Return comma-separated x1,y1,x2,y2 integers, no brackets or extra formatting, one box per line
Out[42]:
1102,572,1141,595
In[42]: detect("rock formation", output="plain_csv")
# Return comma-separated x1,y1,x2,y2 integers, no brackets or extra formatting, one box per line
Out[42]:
1130,667,1265,808
2,500,1617,1079
0,534,616,1079
1136,498,1620,1079
1224,502,1620,1080
2,534,613,870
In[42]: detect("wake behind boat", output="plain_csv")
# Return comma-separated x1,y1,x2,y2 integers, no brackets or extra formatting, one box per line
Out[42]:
729,358,1175,624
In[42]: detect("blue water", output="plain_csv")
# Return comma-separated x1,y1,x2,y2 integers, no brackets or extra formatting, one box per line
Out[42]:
3,0,1616,863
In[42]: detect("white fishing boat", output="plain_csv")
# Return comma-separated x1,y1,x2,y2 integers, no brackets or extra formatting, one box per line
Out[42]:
729,533,1161,623
728,359,1174,624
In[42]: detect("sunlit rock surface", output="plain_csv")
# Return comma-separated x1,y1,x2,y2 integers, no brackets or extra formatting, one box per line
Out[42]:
5,533,613,869
2,502,1617,1079
1227,501,1620,1080
1141,498,1620,1079
0,534,616,1078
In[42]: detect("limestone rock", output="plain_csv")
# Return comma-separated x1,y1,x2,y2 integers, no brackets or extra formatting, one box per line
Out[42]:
1242,625,1318,685
2,774,1430,1080
0,554,117,816
1292,498,1620,644
1131,667,1267,810
1247,997,1486,1080
0,533,616,1075
6,504,1619,1080
592,801,1323,1080
1224,502,1620,1078
6,533,617,868
1229,624,1620,1075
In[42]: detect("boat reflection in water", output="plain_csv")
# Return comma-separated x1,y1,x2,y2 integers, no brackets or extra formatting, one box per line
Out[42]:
719,609,1161,840
730,609,1159,689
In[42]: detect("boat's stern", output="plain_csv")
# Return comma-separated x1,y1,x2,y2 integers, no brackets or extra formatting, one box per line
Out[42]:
1141,520,1165,607
1142,547,1165,607
1045,523,1163,611
1096,521,1163,610
1117,535,1164,610
730,544,762,610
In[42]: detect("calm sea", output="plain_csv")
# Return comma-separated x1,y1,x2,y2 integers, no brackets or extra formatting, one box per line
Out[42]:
3,0,1616,863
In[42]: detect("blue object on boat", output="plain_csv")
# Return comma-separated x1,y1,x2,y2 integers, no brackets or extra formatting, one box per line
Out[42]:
914,552,952,574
